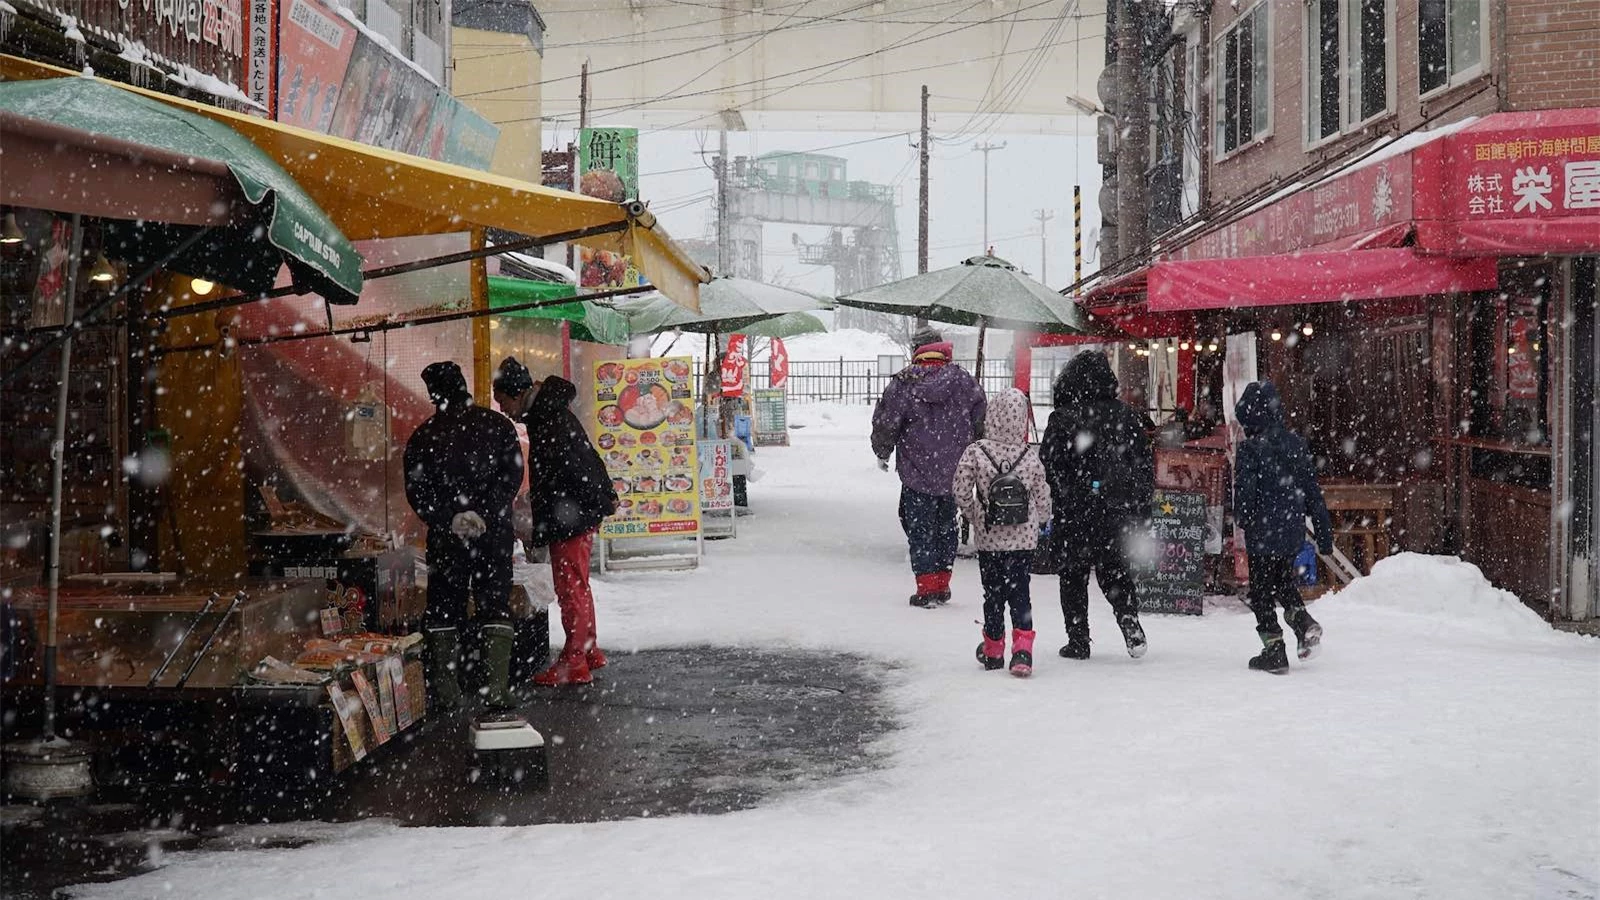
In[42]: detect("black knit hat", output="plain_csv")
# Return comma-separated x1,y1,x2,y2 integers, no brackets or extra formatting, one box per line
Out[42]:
492,356,536,397
910,325,944,349
420,361,471,409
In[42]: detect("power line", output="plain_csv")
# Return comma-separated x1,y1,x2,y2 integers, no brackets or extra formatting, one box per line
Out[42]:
638,133,913,178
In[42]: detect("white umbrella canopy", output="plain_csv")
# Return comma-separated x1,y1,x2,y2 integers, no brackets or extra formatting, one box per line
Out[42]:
835,255,1088,334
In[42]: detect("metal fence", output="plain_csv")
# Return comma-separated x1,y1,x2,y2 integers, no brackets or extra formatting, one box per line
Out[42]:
697,359,1054,404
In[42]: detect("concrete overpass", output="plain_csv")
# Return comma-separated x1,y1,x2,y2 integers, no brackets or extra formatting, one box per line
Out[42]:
515,0,1108,135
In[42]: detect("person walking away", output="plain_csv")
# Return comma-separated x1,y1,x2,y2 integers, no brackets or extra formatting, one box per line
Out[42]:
493,358,618,687
952,389,1052,676
404,362,525,711
871,328,987,608
1040,351,1154,660
1233,381,1333,673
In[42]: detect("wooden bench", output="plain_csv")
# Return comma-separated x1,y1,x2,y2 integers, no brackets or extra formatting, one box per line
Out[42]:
1322,484,1398,577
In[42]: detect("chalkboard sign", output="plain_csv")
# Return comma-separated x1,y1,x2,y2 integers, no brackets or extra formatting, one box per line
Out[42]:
1136,490,1207,615
752,388,789,447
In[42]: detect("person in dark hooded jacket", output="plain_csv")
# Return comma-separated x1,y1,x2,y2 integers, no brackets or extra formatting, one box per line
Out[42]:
403,361,525,711
871,329,987,607
1039,351,1154,660
494,358,618,687
1233,381,1333,673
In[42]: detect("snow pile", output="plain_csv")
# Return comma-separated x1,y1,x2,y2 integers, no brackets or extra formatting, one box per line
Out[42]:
1328,552,1555,638
333,6,440,87
782,328,904,361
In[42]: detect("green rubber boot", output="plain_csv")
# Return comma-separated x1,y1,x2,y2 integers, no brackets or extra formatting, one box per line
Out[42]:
480,622,517,710
425,626,463,710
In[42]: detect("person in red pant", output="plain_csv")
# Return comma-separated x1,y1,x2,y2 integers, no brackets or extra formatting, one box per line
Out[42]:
494,358,619,687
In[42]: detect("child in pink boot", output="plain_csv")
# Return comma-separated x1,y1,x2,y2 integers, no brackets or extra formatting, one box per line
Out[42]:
952,389,1052,677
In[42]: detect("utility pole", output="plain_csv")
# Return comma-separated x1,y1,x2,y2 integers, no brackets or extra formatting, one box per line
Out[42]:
716,128,729,276
579,60,590,131
918,84,930,275
973,140,1006,252
1073,185,1083,295
1115,0,1148,261
1034,209,1054,284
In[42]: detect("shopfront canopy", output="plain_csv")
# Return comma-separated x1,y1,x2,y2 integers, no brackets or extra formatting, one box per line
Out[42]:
487,276,629,345
0,54,709,311
0,76,362,305
1146,248,1499,312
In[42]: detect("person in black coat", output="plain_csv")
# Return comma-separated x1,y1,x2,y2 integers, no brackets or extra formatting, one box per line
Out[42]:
1233,380,1334,672
1039,351,1154,660
494,358,618,687
403,361,525,710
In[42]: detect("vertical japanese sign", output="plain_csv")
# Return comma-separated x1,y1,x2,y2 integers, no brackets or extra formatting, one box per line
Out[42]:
577,127,641,289
594,357,701,539
752,388,789,447
720,334,749,399
276,0,354,133
246,0,276,112
698,440,734,512
769,337,790,389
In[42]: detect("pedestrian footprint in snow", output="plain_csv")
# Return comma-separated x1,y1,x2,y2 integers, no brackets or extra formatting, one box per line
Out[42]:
1039,351,1153,660
1233,381,1333,673
952,389,1052,677
870,327,987,608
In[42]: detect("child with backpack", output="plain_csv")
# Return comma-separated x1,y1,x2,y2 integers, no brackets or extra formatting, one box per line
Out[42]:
952,389,1052,677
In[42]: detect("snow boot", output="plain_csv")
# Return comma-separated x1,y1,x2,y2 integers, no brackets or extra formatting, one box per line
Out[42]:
1058,624,1091,660
533,649,593,687
910,572,951,608
976,633,1005,670
1118,615,1148,659
479,622,517,709
1009,629,1035,678
425,627,463,711
1287,607,1323,660
586,647,609,671
1248,633,1290,674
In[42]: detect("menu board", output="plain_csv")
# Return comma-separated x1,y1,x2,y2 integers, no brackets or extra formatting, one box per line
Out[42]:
752,388,789,447
1135,490,1207,616
594,357,701,539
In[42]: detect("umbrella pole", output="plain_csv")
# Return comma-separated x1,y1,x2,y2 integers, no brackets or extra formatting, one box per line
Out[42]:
973,317,988,389
44,214,85,742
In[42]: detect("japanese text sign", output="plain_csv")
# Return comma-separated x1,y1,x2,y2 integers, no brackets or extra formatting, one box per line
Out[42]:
594,357,702,540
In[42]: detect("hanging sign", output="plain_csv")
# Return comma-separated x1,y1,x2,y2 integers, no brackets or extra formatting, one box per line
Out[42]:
721,334,749,399
594,357,702,539
769,337,790,389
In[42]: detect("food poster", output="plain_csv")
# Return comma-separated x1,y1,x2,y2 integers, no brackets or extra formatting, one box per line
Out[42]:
577,127,642,289
699,440,734,512
594,357,701,539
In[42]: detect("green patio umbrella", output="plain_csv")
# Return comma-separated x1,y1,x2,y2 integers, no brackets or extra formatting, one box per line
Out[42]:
737,311,828,339
0,77,362,304
616,277,832,336
834,255,1087,334
488,276,629,344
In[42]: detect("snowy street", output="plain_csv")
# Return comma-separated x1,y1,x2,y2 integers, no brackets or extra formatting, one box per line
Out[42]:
70,405,1600,900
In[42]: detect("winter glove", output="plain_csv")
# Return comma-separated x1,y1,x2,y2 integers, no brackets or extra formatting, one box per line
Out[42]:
450,510,487,540
876,457,890,472
1318,538,1334,556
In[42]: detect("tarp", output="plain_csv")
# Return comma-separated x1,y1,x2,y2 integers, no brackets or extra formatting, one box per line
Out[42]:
838,255,1088,333
487,276,629,345
0,54,709,311
0,77,363,304
1146,248,1499,313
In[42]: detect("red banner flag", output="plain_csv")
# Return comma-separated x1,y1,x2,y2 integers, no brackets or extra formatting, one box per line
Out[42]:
720,334,748,398
769,337,789,389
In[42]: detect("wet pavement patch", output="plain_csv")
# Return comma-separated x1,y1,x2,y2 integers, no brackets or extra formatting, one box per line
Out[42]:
1,646,898,898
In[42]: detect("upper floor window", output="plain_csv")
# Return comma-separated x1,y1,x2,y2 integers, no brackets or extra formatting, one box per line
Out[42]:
1214,2,1271,158
1419,0,1486,95
1306,0,1392,144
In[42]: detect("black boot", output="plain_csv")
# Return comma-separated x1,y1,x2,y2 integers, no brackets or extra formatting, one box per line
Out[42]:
1118,616,1148,659
1058,625,1091,660
1286,607,1323,660
1248,633,1290,674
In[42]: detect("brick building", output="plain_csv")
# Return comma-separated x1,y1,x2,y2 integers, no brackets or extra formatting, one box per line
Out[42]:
1067,0,1600,619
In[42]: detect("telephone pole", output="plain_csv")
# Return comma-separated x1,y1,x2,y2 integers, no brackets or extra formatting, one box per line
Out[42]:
1034,209,1054,284
973,140,1006,252
1115,0,1148,260
579,60,590,131
918,85,930,276
716,128,729,276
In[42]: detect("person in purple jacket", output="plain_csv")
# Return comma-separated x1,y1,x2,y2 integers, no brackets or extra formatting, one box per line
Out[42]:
871,328,988,608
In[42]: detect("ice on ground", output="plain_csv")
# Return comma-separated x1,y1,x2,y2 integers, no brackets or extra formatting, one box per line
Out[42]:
67,402,1599,900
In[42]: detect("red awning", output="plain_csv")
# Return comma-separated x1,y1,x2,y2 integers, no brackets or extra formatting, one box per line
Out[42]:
1147,248,1499,313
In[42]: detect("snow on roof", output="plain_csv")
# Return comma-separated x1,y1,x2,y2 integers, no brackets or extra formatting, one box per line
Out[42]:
333,6,440,87
1339,116,1480,176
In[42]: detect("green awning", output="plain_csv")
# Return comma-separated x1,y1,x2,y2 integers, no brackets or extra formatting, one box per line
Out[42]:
0,77,362,304
488,276,629,345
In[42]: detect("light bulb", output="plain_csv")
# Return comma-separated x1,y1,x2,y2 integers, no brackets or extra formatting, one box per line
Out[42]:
490,319,500,329
88,252,116,284
1166,344,1177,353
1179,341,1190,350
1301,324,1314,337
190,277,215,296
0,212,23,245
1127,342,1137,350
1270,330,1282,341
1208,342,1219,352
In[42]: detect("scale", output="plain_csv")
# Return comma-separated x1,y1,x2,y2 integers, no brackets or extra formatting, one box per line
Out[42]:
468,713,548,788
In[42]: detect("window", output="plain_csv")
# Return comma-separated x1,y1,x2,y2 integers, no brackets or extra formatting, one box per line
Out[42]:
1419,0,1486,95
1214,2,1270,158
1306,0,1391,144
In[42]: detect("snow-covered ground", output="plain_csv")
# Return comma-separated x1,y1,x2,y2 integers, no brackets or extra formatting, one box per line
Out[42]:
776,327,906,361
77,404,1600,899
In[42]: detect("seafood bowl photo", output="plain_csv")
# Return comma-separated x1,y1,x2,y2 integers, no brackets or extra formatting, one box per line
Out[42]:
598,433,616,450
618,382,672,430
598,405,624,428
664,474,695,493
662,359,692,383
596,362,624,386
666,400,695,426
667,497,692,515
